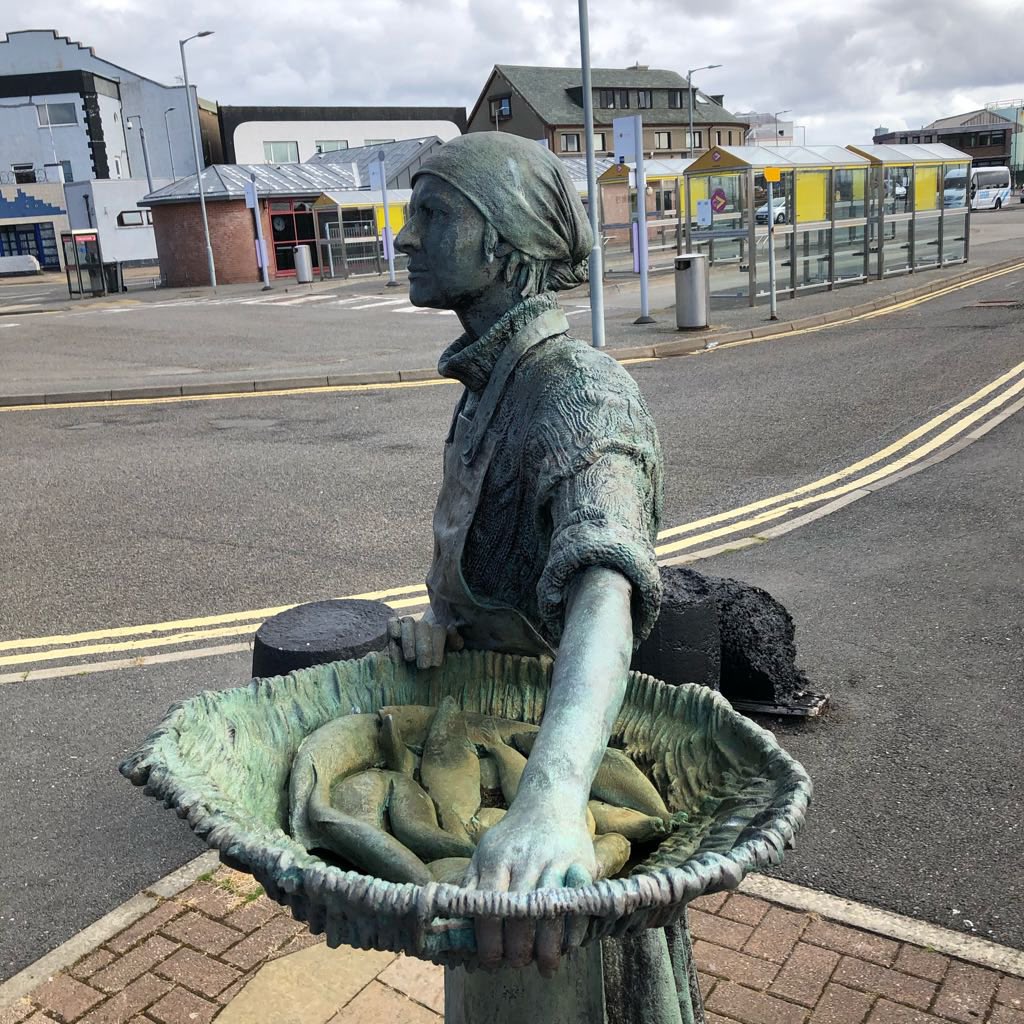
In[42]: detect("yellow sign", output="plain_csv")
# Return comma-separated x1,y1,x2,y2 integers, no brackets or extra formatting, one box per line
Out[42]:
764,167,781,182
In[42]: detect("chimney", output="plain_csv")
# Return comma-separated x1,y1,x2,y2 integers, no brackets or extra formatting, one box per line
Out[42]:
628,62,649,70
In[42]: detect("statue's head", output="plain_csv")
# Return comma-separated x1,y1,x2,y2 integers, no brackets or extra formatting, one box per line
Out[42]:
395,133,593,313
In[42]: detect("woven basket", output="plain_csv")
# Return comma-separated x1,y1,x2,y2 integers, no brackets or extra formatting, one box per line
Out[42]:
121,649,811,968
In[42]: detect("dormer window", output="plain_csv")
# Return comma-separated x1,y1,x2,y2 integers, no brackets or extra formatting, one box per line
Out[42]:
597,89,630,109
489,96,511,120
637,90,652,109
668,90,683,108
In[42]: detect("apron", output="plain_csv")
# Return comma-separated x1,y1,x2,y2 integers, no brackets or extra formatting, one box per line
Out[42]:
426,307,569,657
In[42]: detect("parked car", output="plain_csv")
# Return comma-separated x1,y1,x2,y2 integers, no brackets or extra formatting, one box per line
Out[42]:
755,198,787,224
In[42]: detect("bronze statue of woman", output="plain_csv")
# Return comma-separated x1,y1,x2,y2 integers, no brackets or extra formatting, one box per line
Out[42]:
392,132,667,980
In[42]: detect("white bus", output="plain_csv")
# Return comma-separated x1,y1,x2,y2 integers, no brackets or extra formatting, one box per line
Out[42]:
944,166,1012,210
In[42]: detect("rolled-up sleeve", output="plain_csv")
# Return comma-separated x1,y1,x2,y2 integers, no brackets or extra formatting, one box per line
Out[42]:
537,446,662,647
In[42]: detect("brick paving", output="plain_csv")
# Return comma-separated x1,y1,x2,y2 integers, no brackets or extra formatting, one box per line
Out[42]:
2,867,1021,1023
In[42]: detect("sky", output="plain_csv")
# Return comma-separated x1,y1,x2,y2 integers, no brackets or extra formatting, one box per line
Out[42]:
5,0,1024,145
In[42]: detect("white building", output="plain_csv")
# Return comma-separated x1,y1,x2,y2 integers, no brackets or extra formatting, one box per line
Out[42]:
219,105,465,165
734,112,796,146
0,29,207,187
65,178,171,265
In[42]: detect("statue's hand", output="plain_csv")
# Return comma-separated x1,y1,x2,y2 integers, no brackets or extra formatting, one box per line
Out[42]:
464,803,596,975
387,612,463,669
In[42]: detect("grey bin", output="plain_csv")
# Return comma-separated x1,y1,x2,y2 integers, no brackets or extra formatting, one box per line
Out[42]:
293,244,314,284
674,253,709,330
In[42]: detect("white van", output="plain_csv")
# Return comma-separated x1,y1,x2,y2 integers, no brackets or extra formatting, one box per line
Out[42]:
943,166,1012,210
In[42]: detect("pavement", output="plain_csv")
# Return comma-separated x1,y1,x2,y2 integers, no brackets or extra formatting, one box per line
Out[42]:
2,857,1022,1024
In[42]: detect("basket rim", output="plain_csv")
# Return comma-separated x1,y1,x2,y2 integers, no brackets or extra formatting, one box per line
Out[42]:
121,650,812,923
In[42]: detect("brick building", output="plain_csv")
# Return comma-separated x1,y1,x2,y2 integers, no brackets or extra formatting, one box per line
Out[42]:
145,139,438,286
873,109,1017,169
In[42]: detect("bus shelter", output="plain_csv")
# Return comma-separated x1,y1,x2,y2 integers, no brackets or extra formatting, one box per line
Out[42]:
845,144,971,275
598,158,694,272
312,189,411,279
682,145,875,304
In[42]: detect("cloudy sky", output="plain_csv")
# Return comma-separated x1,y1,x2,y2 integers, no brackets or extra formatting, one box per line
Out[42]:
7,0,1024,143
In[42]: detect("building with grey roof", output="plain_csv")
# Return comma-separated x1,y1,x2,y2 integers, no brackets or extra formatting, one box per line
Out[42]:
467,64,747,162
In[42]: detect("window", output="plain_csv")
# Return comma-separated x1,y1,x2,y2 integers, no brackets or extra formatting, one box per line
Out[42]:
637,90,652,109
489,96,511,120
598,89,616,108
12,163,35,184
113,157,122,177
366,138,395,145
912,135,920,144
686,130,702,149
899,135,908,144
315,140,348,153
668,90,683,108
615,89,629,108
655,131,672,150
36,102,77,127
117,210,145,227
269,198,319,274
715,130,722,145
592,132,606,151
727,131,734,145
263,140,299,162
59,159,73,183
561,132,581,153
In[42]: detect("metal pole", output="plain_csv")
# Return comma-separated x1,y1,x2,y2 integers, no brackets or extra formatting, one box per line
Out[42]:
378,150,398,286
634,115,654,324
250,174,271,290
164,108,176,180
767,177,778,319
180,34,217,288
687,72,695,160
128,117,154,194
577,0,605,348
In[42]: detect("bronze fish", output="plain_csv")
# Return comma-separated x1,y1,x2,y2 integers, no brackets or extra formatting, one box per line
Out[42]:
428,857,472,885
478,723,527,804
306,766,431,885
380,714,416,776
588,800,668,842
593,832,631,880
388,773,476,861
289,714,385,850
420,696,480,840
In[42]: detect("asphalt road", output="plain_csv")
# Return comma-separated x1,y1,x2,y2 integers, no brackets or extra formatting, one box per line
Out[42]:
1,266,1022,979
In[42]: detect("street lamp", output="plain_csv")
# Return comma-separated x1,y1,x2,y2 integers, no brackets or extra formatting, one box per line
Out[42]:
180,30,217,288
125,115,153,194
774,109,792,146
687,64,722,158
164,107,176,180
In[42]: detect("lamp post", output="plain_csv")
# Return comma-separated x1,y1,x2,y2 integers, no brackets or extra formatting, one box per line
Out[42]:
180,30,217,288
578,0,605,347
164,107,176,180
126,115,154,193
774,109,791,146
686,63,722,158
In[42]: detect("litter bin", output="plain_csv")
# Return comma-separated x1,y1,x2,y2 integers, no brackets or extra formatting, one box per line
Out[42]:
293,244,313,284
102,261,125,295
674,253,709,330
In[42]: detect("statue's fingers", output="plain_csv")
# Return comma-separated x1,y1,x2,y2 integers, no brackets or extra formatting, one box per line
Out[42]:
430,623,447,668
400,616,417,662
564,864,593,888
387,617,402,641
475,916,503,969
534,917,565,978
503,917,535,970
415,621,432,670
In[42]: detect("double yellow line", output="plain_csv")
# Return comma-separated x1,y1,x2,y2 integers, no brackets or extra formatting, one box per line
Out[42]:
3,357,1023,673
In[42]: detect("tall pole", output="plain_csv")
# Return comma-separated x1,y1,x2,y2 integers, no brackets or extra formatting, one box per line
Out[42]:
180,32,217,288
634,115,654,324
577,0,605,348
127,116,154,193
164,107,176,180
378,150,398,286
687,72,694,160
686,65,722,158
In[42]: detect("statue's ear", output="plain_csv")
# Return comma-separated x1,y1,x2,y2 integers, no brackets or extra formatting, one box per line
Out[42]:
482,223,514,264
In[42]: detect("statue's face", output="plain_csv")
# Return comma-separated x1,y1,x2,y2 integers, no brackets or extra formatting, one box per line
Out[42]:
395,175,497,311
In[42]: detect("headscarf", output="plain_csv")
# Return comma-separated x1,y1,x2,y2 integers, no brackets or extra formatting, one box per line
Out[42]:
412,133,593,291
